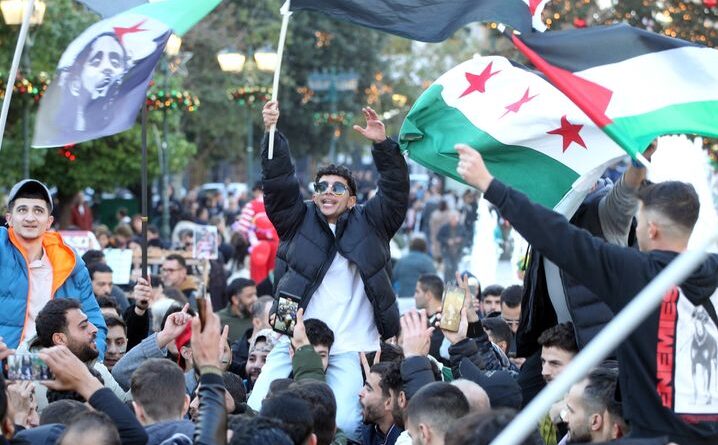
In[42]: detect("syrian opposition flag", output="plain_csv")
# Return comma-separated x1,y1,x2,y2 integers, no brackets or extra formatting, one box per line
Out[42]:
75,0,148,18
289,0,533,42
399,56,626,210
523,0,551,31
33,0,219,148
509,24,718,159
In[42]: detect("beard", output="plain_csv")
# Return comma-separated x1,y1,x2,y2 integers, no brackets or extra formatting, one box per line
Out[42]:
68,339,99,363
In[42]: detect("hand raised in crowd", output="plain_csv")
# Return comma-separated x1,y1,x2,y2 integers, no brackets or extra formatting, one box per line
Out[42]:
353,107,387,144
625,140,658,189
440,307,469,345
6,381,37,428
456,271,480,323
291,308,311,351
157,303,192,349
263,101,280,131
39,345,103,401
400,309,434,358
190,310,222,370
359,349,382,378
133,276,153,315
455,144,494,192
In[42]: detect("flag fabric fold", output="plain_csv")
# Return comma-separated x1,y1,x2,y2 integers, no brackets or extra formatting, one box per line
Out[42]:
399,55,626,209
509,24,718,158
289,0,533,42
76,0,147,18
33,0,219,148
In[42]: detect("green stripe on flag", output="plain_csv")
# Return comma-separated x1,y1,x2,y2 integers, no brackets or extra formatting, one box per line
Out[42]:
133,0,220,36
607,100,718,152
400,85,579,208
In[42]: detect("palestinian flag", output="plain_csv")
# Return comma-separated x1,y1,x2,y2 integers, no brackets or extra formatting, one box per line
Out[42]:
399,55,626,210
510,24,718,159
33,0,219,147
289,0,533,42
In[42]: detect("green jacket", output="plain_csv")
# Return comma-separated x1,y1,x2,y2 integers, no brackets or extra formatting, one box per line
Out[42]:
217,305,253,343
291,345,325,383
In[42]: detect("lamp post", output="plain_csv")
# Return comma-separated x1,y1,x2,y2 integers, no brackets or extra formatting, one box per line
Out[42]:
159,34,182,241
1,0,45,178
218,47,277,186
307,70,359,162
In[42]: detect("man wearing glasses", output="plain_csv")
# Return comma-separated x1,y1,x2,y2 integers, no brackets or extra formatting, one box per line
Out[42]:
247,101,409,439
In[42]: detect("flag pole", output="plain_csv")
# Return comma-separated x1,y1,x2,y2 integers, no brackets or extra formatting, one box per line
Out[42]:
490,227,718,445
0,0,35,151
140,103,149,280
267,0,292,160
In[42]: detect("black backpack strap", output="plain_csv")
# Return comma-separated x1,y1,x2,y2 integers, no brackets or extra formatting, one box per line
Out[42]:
701,299,718,329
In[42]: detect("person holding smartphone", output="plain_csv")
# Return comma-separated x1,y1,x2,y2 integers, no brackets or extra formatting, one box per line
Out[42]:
248,101,410,438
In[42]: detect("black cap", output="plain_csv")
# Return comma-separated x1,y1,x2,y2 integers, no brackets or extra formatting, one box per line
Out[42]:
7,179,53,212
459,359,522,409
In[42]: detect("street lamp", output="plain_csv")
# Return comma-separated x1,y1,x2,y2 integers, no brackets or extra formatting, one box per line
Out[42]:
159,34,182,240
2,0,45,179
218,47,277,186
308,70,359,162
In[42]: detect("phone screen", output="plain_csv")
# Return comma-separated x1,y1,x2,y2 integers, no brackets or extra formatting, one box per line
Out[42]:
272,292,300,336
6,353,54,381
439,284,466,332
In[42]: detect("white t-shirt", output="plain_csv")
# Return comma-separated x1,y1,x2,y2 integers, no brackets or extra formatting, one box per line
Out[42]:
304,224,381,355
24,250,53,341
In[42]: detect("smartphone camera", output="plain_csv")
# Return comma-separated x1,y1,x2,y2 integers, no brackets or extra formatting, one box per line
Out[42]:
5,353,54,381
272,292,301,336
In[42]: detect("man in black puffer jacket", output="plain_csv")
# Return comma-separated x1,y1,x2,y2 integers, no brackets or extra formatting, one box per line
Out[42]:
246,101,409,440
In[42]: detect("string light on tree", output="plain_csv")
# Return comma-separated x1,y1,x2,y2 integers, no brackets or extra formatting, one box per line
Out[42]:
0,72,49,103
145,89,199,112
228,86,272,105
312,111,355,126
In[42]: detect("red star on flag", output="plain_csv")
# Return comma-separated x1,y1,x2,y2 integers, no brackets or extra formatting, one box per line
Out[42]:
500,87,538,118
459,62,501,98
547,115,586,152
113,20,147,44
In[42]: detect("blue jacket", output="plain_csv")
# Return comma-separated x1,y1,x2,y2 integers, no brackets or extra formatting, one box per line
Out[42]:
0,227,107,357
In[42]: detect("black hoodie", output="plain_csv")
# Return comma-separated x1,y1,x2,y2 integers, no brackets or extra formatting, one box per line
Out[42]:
485,179,718,445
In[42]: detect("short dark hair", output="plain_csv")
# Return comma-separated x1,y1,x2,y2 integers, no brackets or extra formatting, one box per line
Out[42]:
315,164,357,196
446,409,543,445
583,367,621,419
36,299,82,348
538,322,578,354
638,181,699,234
259,392,314,445
165,253,187,268
304,319,334,350
223,372,247,414
252,295,274,320
40,400,90,426
59,410,121,445
8,192,51,212
104,315,126,334
417,274,444,302
481,284,505,300
500,285,523,308
407,382,470,439
370,361,402,398
268,378,294,399
226,278,256,300
82,250,105,266
409,236,427,253
481,317,512,347
288,381,337,445
88,262,113,279
130,358,187,422
364,341,404,367
97,295,119,312
229,416,293,445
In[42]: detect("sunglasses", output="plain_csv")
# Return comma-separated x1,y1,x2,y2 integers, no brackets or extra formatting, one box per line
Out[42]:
314,181,349,196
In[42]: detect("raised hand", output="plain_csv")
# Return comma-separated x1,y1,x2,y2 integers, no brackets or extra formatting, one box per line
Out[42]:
133,276,152,314
440,307,469,345
263,101,280,131
400,309,434,358
191,311,222,369
455,144,493,192
353,107,386,143
157,303,192,348
39,345,103,400
291,308,310,350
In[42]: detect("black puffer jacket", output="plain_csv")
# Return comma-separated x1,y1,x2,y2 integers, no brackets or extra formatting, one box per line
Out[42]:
261,131,409,339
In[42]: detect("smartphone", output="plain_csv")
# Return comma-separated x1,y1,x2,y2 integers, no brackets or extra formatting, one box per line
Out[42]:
439,283,466,332
4,353,54,381
272,292,301,336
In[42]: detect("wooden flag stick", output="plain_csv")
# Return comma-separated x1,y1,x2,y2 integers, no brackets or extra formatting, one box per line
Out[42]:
268,0,292,159
0,0,35,151
140,104,149,279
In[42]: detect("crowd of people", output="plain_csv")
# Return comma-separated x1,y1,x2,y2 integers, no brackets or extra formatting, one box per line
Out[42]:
0,100,716,445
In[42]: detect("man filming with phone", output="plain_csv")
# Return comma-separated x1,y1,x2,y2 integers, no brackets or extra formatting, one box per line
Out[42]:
247,101,410,438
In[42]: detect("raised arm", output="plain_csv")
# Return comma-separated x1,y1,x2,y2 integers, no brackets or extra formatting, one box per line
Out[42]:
355,107,410,239
260,101,305,239
455,144,649,311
